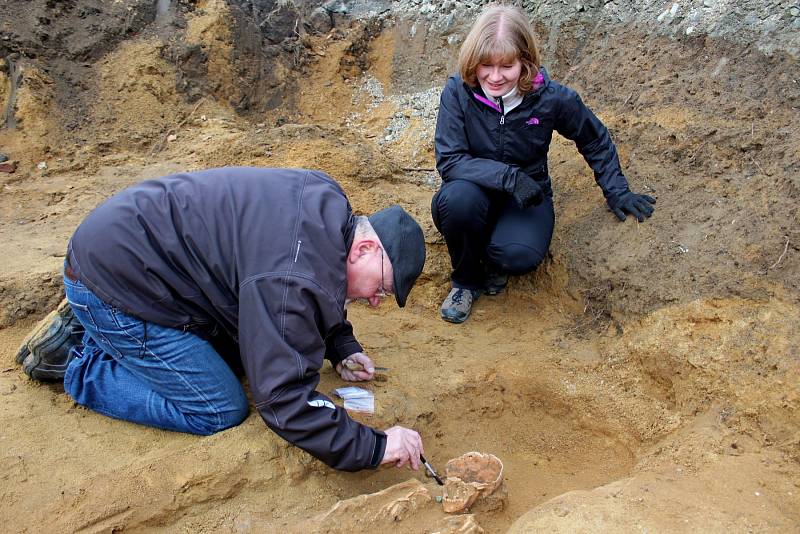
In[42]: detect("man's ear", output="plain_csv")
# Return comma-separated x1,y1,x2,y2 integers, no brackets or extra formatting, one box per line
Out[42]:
348,238,378,263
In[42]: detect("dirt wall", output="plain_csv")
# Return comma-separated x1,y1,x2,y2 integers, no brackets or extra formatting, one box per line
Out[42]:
0,0,798,532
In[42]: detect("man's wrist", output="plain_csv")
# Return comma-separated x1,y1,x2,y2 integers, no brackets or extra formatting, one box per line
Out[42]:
329,353,347,371
369,430,387,468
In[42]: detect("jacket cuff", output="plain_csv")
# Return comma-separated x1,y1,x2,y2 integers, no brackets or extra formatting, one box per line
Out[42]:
369,429,387,469
327,339,363,368
503,166,520,194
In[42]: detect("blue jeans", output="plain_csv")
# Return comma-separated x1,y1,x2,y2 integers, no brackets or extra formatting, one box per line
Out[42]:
63,276,249,435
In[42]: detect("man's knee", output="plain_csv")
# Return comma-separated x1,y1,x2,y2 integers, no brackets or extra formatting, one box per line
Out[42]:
188,396,249,436
488,243,547,275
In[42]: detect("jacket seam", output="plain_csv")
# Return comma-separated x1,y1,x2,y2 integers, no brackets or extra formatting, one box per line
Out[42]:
281,170,309,381
239,271,340,304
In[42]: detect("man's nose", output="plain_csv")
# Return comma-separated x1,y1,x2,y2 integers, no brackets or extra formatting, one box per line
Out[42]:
368,295,381,307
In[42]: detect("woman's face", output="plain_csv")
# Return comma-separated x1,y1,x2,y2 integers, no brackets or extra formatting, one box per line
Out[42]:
476,55,522,97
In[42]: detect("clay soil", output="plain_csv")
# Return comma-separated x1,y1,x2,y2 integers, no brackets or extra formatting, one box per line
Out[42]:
0,1,798,533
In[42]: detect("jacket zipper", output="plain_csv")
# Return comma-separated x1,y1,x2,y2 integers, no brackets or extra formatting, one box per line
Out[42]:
497,97,505,159
294,240,302,262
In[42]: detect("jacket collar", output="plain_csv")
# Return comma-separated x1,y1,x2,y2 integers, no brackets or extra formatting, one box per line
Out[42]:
344,213,356,252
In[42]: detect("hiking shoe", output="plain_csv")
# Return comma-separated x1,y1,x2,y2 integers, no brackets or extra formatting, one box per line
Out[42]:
16,299,84,382
440,288,481,324
484,271,509,296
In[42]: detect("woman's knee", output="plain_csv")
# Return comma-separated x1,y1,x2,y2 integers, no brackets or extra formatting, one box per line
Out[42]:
432,181,491,230
488,242,548,275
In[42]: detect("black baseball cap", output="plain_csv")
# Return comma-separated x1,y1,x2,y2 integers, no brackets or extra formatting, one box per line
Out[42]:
368,205,426,307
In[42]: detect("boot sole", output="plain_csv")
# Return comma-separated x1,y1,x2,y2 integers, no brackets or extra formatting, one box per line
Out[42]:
484,287,506,296
15,300,76,364
441,313,469,324
22,352,71,382
18,301,83,381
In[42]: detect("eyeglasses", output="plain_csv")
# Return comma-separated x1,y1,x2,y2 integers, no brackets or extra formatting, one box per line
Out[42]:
376,247,392,298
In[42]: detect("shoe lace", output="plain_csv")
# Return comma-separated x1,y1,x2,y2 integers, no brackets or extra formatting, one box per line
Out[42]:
449,289,467,305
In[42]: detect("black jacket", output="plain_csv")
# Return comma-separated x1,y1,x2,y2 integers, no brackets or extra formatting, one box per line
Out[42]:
67,167,386,471
435,69,630,204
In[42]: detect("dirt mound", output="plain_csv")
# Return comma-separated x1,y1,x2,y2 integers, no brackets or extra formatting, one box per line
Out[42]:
0,0,798,532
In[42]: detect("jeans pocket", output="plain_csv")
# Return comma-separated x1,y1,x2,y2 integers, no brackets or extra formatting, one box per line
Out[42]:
109,305,143,331
68,300,90,312
68,300,98,331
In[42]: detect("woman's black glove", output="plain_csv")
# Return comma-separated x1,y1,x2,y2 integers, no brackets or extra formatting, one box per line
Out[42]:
609,191,656,222
511,173,544,209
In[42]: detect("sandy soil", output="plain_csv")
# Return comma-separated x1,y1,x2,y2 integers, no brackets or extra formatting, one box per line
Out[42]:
0,1,798,532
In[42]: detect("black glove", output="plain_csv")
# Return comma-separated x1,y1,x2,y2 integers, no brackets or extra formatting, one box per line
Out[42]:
610,191,656,222
511,173,544,209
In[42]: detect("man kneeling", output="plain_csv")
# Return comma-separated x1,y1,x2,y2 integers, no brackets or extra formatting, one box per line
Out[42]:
18,167,427,472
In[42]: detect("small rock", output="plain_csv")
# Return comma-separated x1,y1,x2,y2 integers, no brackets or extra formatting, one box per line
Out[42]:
308,6,333,34
37,161,48,170
167,134,178,142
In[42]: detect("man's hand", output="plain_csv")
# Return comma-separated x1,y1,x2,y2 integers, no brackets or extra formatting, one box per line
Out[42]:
336,352,375,381
381,426,424,470
511,173,544,209
610,191,656,222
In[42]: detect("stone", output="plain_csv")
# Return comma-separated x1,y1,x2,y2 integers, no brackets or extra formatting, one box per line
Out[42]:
308,7,333,34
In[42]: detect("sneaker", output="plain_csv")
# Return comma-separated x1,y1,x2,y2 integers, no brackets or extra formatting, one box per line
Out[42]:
440,287,481,324
484,271,509,296
16,299,84,382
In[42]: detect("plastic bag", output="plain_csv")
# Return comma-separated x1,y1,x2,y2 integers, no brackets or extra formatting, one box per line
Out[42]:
334,386,375,414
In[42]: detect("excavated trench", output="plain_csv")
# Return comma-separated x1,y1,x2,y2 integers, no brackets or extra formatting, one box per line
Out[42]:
0,1,798,532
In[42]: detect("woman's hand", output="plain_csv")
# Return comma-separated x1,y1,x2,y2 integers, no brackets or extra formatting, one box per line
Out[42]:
610,191,656,222
511,173,544,209
336,352,375,381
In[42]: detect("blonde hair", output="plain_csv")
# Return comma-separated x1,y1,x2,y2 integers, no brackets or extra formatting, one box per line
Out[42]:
458,5,542,94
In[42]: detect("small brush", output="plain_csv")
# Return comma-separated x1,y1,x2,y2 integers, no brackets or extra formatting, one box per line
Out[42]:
420,454,444,486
